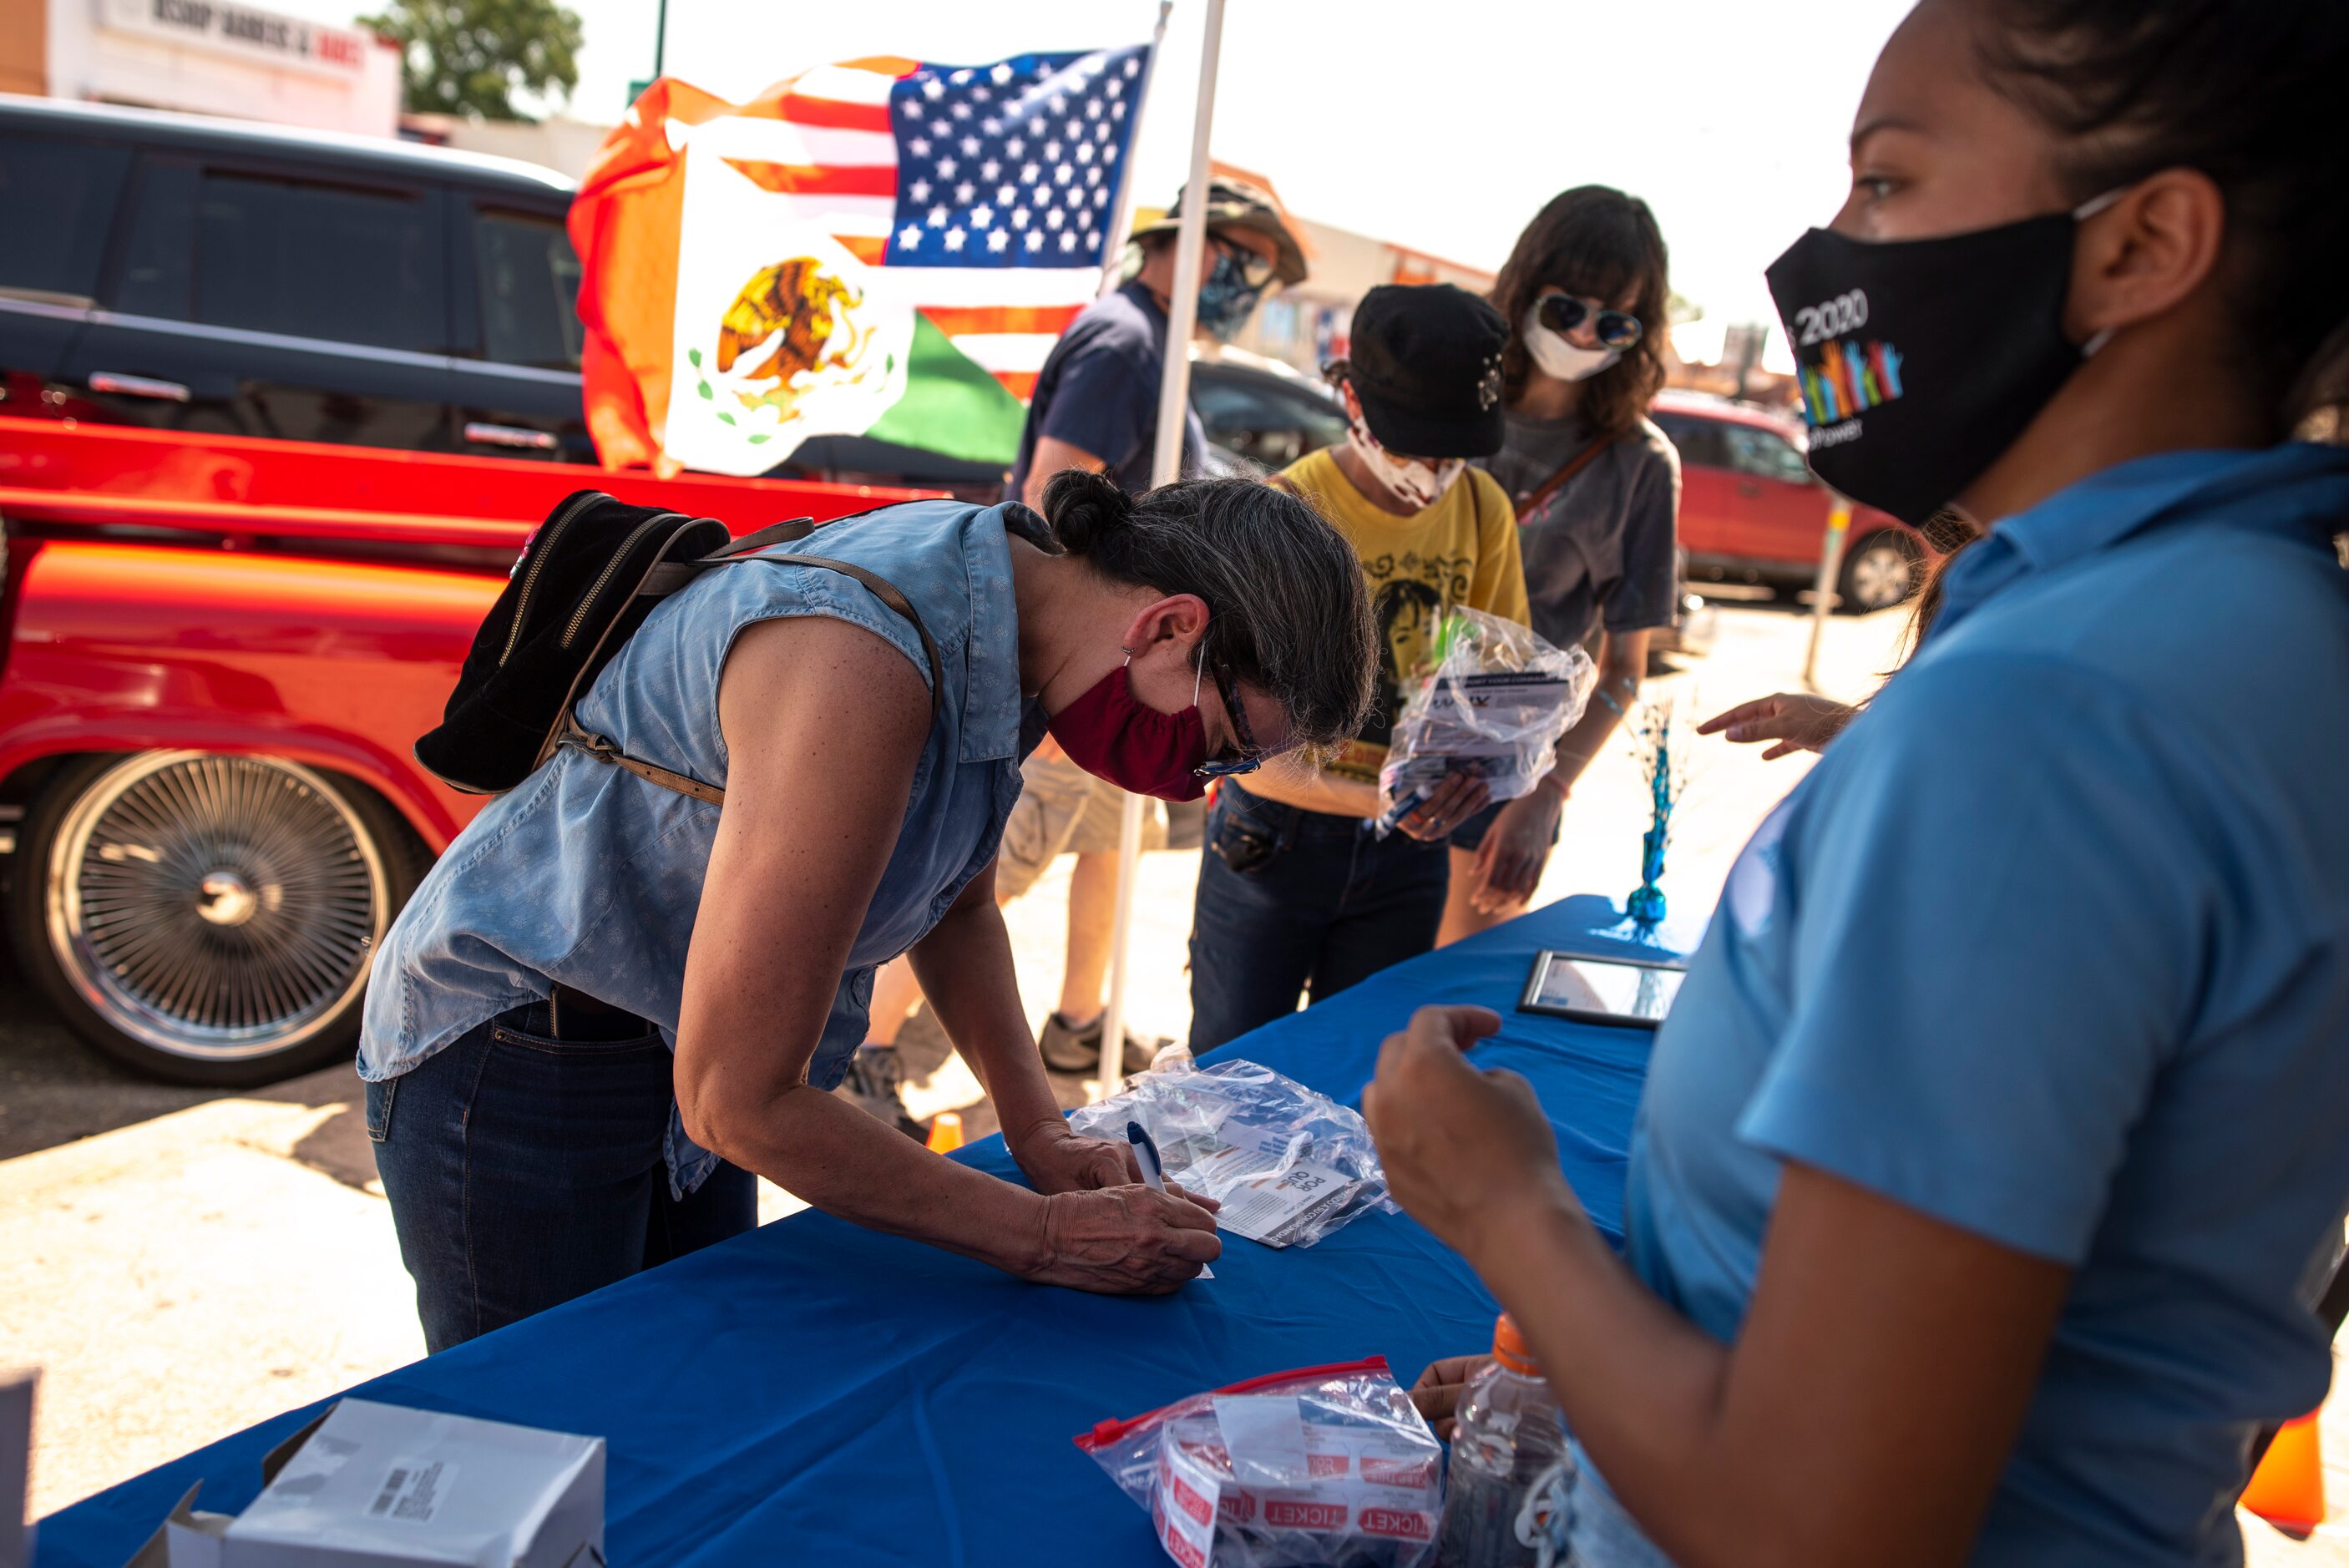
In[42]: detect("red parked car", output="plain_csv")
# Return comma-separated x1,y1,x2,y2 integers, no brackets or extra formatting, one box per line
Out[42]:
0,417,924,1085
1649,389,1931,614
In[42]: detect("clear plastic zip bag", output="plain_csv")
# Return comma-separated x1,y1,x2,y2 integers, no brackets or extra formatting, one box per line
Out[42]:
1068,1059,1395,1250
1076,1357,1446,1568
1374,607,1596,837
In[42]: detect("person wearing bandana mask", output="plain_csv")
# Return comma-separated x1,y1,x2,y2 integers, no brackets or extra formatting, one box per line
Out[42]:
1370,2,2349,1565
363,470,1375,1350
1187,284,1528,1055
1443,186,1683,946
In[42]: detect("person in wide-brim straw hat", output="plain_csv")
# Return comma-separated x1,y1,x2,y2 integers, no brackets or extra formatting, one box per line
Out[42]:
1127,174,1309,291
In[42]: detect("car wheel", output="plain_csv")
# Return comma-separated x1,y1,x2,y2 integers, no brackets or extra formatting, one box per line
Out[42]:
12,751,422,1087
1838,529,1924,614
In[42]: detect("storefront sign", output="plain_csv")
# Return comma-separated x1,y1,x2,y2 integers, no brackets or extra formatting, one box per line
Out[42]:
98,0,374,77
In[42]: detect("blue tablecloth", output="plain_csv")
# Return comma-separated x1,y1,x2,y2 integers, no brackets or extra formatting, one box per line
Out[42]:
37,894,1686,1568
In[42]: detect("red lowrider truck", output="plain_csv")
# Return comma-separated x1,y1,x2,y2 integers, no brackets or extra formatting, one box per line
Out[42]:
0,416,925,1085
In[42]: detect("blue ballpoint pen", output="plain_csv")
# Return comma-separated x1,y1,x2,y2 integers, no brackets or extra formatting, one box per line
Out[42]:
1129,1120,1212,1279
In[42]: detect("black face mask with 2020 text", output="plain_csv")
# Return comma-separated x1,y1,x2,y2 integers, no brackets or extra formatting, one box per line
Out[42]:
1764,200,2111,526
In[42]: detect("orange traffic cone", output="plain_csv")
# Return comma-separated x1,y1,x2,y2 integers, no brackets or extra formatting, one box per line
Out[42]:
2244,1411,2327,1536
925,1111,964,1156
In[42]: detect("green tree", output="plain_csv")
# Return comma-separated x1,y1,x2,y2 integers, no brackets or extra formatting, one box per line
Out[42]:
359,0,584,122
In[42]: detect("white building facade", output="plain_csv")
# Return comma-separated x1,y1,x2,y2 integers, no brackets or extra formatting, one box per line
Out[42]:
32,0,402,136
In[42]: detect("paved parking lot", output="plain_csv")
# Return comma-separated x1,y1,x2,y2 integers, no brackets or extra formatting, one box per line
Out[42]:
4,598,2341,1558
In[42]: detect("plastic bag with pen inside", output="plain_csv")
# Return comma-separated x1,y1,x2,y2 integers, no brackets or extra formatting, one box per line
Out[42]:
1374,607,1596,838
1066,1058,1395,1249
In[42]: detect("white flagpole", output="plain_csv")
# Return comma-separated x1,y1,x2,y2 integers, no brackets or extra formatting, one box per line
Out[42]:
1096,2,1174,301
1098,0,1226,1106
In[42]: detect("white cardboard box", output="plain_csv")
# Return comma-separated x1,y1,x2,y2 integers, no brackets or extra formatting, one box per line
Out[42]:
125,1400,603,1568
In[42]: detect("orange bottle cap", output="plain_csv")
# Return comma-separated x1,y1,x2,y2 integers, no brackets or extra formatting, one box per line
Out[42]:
1491,1313,1539,1376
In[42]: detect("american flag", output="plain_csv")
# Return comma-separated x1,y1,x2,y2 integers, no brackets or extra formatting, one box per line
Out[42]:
718,47,1151,399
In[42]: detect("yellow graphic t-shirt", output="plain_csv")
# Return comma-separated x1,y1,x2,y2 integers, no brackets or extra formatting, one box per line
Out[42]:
1280,447,1530,787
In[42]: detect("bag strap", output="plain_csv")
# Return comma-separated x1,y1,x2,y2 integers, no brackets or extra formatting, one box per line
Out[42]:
636,515,818,594
1516,429,1625,523
559,709,729,806
552,519,949,807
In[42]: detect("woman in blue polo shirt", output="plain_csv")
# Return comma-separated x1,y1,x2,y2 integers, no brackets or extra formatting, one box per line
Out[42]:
1364,1,2349,1564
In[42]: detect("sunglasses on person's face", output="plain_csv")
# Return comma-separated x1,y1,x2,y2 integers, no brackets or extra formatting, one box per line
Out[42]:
1195,661,1265,779
1536,292,1644,350
1210,235,1278,292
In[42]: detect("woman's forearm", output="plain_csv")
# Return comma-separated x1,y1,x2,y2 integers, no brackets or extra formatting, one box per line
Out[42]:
1551,636,1646,792
706,1081,1048,1273
1471,1199,1754,1566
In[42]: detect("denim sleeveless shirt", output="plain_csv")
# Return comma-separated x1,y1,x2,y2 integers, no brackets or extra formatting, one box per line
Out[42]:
359,498,1040,1194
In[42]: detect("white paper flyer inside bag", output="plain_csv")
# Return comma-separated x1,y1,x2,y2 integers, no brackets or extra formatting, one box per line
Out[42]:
138,1399,603,1568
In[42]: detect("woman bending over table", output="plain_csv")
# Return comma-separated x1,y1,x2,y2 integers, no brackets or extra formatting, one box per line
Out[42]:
362,472,1375,1351
1366,1,2349,1562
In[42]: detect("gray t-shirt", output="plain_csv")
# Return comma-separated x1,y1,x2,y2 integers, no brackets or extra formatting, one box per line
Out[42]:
1476,410,1681,650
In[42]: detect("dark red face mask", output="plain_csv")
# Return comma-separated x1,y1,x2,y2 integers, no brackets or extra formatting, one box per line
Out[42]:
1045,658,1211,802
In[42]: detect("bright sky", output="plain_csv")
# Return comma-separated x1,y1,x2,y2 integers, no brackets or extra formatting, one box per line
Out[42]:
332,0,1921,344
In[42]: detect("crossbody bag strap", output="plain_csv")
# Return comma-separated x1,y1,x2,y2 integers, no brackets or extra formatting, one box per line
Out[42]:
1516,429,1625,523
636,516,817,595
559,541,949,809
559,710,728,806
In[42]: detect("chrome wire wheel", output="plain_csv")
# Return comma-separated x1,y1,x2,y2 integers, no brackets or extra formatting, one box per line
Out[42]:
43,752,390,1064
1841,534,1920,613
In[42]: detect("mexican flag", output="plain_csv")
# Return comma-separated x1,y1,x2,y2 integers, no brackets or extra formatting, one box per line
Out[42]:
570,46,1153,477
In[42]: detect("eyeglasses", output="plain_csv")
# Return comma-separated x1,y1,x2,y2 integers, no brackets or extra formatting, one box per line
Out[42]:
1210,235,1278,292
1535,292,1643,351
1194,660,1265,779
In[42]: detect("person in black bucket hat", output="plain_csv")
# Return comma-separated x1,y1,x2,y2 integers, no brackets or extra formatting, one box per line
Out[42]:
1186,282,1534,1055
1342,282,1511,463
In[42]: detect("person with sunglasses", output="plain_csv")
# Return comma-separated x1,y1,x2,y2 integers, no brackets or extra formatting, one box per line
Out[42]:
1187,283,1527,1055
1442,189,1683,943
361,470,1377,1350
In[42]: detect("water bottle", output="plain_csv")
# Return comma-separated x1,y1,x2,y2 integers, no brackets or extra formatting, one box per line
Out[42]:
1436,1313,1567,1567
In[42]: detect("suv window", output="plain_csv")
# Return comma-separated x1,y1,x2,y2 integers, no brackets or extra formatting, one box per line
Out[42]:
195,172,444,352
1721,423,1813,485
475,210,584,370
113,156,198,319
1193,372,1347,468
0,132,131,302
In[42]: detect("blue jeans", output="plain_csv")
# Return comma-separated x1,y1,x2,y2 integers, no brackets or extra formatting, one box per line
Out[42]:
1187,783,1451,1055
367,1002,757,1353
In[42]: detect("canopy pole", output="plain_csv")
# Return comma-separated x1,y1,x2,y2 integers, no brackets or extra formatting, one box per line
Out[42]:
1097,0,1227,1105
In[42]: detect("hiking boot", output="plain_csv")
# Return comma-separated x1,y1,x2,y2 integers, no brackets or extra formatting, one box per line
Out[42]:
1037,1011,1167,1075
838,1045,926,1140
